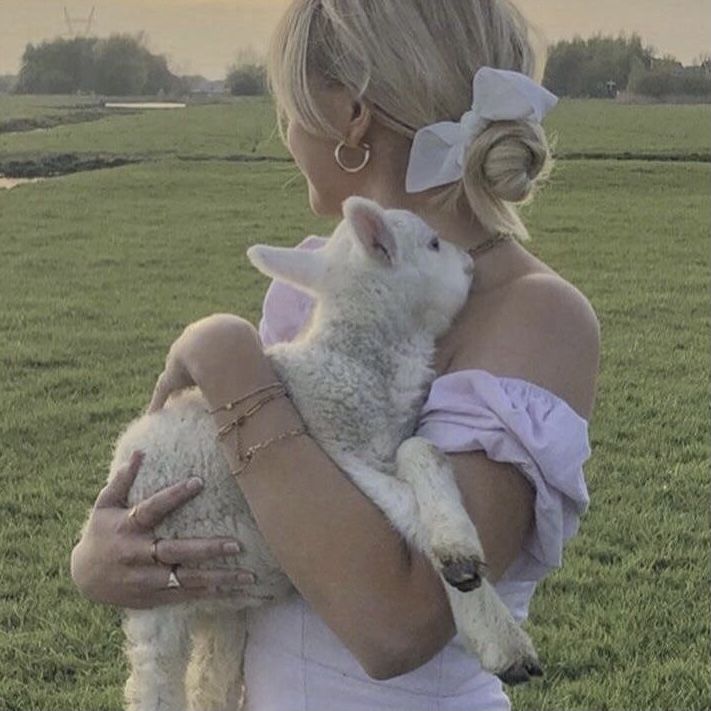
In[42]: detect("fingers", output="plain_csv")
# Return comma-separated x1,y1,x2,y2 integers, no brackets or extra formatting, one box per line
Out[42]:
134,565,259,608
148,565,256,592
153,587,274,608
146,537,242,567
147,370,170,414
95,451,145,509
126,477,205,531
147,361,196,414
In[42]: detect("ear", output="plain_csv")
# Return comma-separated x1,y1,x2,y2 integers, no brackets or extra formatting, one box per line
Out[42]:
342,196,397,266
247,244,327,293
344,99,373,146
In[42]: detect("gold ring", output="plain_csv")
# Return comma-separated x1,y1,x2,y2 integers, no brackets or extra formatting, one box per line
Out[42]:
151,537,163,565
128,504,149,530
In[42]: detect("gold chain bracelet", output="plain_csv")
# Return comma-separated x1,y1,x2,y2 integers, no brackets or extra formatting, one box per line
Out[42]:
208,382,285,416
209,382,307,477
216,386,289,438
230,427,307,477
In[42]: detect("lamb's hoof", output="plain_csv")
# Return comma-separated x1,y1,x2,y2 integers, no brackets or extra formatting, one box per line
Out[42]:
496,660,544,686
440,558,484,592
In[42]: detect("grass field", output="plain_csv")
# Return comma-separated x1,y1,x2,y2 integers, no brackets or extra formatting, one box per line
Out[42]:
0,95,709,710
1,95,710,161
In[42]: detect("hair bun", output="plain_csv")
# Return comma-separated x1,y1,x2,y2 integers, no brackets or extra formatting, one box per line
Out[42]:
467,120,552,204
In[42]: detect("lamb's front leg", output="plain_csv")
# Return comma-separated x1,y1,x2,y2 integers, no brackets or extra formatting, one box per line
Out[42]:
445,583,542,685
395,437,486,591
123,605,192,711
335,452,426,550
395,437,542,685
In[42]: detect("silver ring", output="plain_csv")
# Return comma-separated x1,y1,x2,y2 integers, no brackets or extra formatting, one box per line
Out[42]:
166,565,182,589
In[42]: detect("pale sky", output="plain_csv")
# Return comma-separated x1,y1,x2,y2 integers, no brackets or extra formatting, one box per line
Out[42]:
1,0,709,78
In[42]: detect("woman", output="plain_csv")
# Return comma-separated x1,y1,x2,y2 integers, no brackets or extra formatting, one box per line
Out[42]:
71,1,600,708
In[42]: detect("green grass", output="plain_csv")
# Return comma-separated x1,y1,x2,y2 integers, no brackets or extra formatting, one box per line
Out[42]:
0,94,100,121
0,95,285,159
1,95,709,161
0,99,709,710
543,98,711,158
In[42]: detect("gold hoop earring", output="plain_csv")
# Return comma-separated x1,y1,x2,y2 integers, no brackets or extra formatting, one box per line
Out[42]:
334,141,371,173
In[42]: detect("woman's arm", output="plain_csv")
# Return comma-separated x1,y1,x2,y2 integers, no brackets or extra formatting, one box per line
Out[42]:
190,270,600,679
191,318,537,680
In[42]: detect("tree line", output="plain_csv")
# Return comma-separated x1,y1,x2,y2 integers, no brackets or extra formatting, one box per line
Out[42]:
13,34,184,96
9,33,264,97
544,33,711,99
6,31,711,100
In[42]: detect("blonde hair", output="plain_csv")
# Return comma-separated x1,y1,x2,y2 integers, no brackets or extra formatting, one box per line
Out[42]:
268,0,555,240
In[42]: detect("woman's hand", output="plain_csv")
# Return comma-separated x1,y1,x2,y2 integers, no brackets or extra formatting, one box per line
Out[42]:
70,450,258,609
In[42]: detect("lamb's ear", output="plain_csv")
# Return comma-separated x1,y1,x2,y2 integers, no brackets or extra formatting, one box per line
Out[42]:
343,196,397,267
247,244,326,293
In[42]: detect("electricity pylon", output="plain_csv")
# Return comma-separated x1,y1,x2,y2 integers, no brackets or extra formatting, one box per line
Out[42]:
63,5,96,37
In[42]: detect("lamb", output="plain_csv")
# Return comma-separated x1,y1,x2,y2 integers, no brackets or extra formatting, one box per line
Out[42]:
105,196,541,711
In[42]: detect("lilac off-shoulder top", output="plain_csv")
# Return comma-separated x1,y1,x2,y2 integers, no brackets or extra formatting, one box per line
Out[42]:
243,236,591,711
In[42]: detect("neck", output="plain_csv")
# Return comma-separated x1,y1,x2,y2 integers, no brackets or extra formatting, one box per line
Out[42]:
348,129,528,292
365,186,490,250
355,137,501,252
357,177,520,294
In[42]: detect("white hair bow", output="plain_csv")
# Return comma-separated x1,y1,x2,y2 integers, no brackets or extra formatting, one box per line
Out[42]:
405,67,559,194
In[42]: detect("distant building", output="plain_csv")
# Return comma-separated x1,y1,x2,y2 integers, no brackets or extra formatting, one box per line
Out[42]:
181,75,226,95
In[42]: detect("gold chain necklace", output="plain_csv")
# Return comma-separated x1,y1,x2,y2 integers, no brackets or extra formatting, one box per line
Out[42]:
467,232,515,259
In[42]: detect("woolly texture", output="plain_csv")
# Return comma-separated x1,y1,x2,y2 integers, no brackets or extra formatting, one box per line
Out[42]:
106,198,540,711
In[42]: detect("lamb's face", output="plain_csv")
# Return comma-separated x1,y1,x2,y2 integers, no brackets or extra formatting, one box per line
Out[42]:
384,208,474,337
334,197,474,338
246,197,473,339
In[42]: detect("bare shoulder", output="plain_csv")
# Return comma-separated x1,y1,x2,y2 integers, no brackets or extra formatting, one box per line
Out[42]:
447,271,601,420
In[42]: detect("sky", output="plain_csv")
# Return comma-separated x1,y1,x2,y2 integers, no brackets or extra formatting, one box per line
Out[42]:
1,0,709,78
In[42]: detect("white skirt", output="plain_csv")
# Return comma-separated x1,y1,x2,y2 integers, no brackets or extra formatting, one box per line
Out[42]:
242,583,535,711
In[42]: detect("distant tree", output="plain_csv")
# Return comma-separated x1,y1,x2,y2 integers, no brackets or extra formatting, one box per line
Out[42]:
144,52,185,95
693,53,711,75
0,75,17,93
622,49,711,99
15,37,97,94
628,63,711,98
226,63,267,96
544,33,654,98
652,54,685,73
93,35,149,95
14,33,182,95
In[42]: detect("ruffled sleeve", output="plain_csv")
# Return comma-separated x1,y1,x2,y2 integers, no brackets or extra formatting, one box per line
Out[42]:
415,369,591,583
258,236,325,348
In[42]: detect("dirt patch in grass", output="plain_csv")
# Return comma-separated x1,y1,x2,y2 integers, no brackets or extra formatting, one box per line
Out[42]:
177,153,293,164
0,109,124,135
0,152,143,178
561,151,711,162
